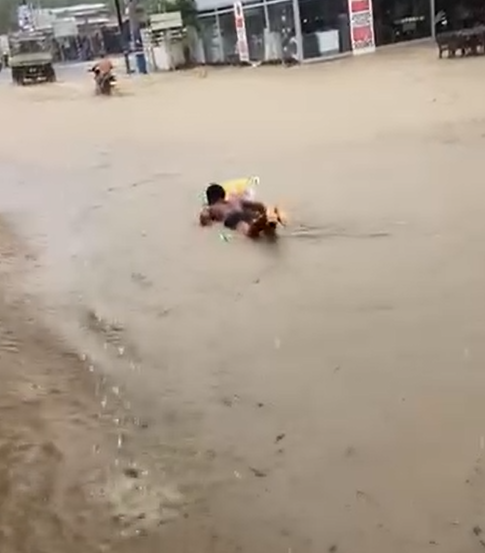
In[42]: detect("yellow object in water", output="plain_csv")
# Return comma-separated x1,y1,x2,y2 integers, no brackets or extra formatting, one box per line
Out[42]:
220,176,288,225
221,176,259,200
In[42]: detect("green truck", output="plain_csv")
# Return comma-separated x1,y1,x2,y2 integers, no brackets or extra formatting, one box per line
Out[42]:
9,31,56,85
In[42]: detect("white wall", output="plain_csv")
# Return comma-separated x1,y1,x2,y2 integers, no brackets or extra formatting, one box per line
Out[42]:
196,0,244,12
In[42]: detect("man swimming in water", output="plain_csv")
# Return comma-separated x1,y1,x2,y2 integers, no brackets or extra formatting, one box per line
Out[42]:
199,183,280,238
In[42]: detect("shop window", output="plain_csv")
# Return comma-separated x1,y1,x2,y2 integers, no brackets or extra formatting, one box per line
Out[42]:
435,0,485,32
219,11,239,63
373,0,431,45
199,15,222,63
245,6,266,61
299,0,351,58
267,1,298,61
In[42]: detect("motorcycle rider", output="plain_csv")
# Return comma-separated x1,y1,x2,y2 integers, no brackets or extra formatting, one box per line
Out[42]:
91,53,114,93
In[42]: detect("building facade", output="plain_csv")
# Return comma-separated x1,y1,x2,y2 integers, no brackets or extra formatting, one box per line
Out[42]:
196,0,361,63
195,0,483,64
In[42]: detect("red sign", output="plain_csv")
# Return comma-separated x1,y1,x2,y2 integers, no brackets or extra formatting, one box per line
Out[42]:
348,0,375,54
351,0,370,11
352,26,373,43
233,1,249,62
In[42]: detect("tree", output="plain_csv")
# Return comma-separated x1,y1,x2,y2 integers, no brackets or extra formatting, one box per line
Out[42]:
0,0,198,35
0,0,18,33
0,0,120,34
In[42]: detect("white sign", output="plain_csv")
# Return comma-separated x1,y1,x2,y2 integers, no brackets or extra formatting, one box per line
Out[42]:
32,8,56,30
233,1,249,63
53,18,78,38
150,12,183,31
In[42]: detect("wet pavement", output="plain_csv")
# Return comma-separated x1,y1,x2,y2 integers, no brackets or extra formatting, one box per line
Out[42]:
3,44,485,552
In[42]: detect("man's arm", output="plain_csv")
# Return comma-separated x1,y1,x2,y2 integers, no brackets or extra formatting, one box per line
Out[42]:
199,207,213,226
199,205,225,225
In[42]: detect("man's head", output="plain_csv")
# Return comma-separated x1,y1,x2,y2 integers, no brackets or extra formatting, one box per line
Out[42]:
206,183,226,205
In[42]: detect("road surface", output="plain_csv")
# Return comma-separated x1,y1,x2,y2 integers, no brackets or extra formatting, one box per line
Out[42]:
2,45,485,552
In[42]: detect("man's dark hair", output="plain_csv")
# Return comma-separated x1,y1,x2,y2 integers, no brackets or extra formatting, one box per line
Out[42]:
206,183,226,205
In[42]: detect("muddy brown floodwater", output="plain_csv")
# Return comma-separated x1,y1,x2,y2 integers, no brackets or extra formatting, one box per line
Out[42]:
3,44,485,552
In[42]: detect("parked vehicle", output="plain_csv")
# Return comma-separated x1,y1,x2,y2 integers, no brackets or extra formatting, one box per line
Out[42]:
9,31,56,85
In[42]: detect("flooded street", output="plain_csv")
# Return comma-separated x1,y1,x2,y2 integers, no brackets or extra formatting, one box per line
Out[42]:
3,45,485,552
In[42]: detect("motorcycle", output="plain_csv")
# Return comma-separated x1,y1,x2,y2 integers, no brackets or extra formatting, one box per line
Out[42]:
90,66,116,96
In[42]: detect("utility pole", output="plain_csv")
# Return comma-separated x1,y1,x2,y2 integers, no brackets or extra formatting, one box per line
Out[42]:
128,0,147,73
128,0,136,58
113,0,131,73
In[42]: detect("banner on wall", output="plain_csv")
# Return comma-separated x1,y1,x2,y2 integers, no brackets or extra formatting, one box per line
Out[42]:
348,0,376,55
233,1,249,63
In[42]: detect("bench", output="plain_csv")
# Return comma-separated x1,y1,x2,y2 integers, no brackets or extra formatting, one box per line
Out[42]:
437,26,485,58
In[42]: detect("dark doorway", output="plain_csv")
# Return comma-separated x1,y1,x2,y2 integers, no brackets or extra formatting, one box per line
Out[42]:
372,0,431,45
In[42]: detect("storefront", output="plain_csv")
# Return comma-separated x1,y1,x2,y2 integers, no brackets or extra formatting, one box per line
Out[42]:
196,0,485,64
198,0,300,63
198,0,485,63
372,0,485,46
196,0,377,63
